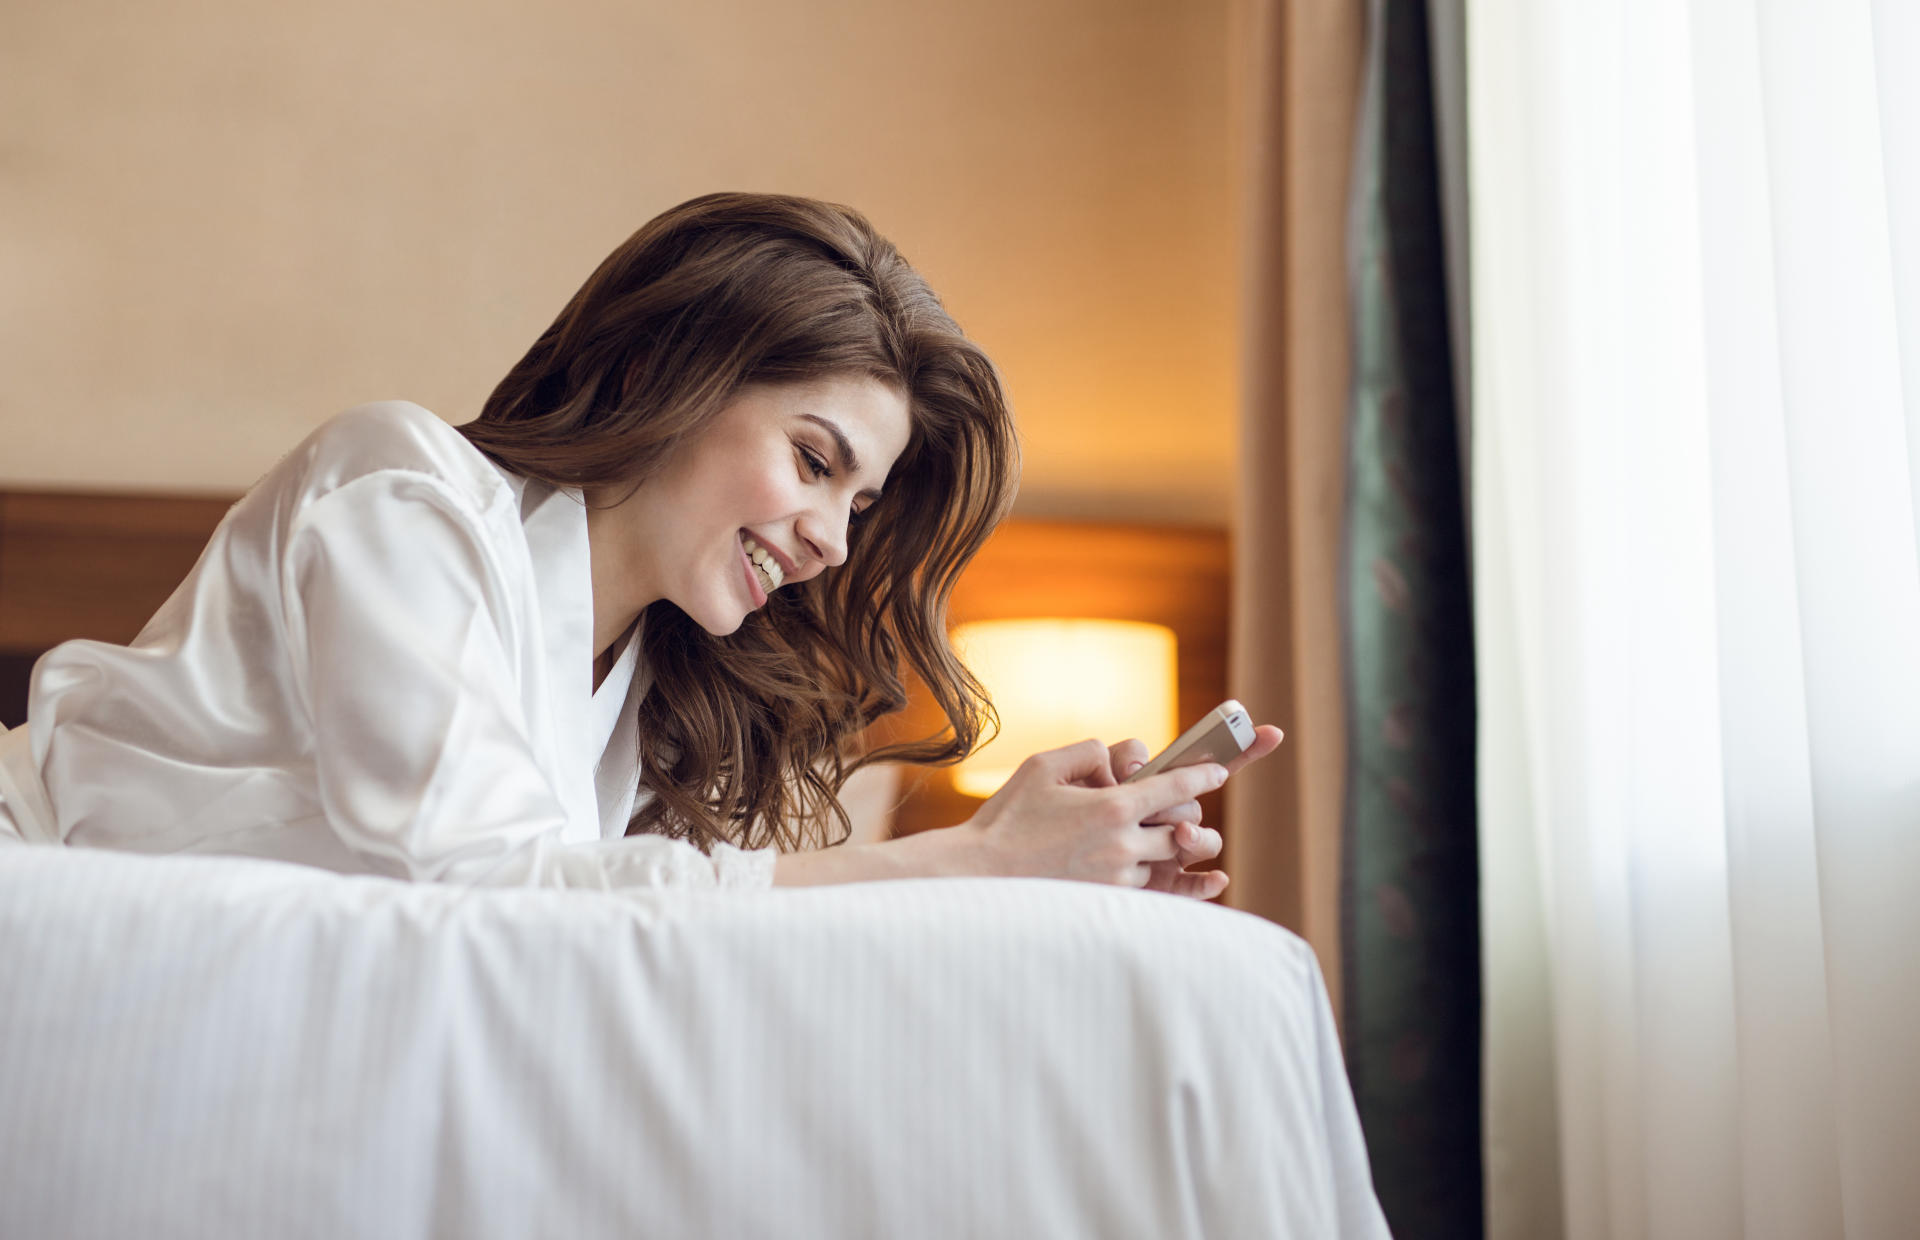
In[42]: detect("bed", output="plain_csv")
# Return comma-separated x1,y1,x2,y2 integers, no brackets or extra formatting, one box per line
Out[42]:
0,844,1388,1238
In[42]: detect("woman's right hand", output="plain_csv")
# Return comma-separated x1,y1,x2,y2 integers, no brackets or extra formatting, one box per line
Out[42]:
957,738,1229,889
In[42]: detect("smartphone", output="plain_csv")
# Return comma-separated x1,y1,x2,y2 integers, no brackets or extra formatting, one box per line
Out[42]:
1122,700,1256,784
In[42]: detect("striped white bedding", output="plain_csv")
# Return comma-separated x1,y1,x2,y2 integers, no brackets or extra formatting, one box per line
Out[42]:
0,846,1389,1238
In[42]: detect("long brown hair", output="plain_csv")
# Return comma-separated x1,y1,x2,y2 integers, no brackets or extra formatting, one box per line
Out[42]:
457,192,1018,853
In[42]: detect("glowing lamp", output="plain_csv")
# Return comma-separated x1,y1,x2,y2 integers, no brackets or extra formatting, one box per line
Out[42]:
950,618,1179,799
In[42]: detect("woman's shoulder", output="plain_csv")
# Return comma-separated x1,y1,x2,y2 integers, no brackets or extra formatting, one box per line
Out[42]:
272,400,516,525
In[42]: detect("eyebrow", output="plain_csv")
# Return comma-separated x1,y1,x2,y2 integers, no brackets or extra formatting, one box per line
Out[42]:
799,413,885,502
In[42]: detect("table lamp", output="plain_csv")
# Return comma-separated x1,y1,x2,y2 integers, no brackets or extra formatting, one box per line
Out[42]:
949,618,1179,798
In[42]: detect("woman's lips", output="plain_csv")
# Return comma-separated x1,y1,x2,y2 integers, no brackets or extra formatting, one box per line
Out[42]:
739,539,768,608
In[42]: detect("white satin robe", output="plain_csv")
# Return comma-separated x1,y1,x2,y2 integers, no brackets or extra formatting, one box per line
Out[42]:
0,401,776,889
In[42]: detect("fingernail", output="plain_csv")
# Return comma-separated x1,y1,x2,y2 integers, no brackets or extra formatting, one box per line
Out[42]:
1208,764,1228,788
1125,760,1145,776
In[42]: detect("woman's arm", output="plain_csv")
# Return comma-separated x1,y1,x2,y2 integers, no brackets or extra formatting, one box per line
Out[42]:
773,740,1234,889
771,822,992,886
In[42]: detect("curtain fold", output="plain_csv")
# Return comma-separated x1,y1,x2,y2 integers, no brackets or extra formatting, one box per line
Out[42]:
1228,0,1366,1000
1235,8,1482,1232
1471,2,1920,1236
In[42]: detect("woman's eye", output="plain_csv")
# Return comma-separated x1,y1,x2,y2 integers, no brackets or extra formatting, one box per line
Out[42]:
799,447,833,480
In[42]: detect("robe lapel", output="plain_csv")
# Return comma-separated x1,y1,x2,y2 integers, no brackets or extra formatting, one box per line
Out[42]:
515,479,602,846
591,618,650,839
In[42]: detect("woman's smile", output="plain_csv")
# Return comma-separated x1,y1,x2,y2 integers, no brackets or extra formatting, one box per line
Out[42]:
740,531,789,597
738,534,768,608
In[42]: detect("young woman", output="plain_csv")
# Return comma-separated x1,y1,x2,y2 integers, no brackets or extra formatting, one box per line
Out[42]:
0,192,1280,897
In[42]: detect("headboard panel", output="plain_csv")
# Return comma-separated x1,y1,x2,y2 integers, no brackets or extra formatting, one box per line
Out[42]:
0,490,234,725
0,491,235,656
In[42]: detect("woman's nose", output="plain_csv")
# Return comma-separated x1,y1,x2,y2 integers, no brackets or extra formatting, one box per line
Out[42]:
797,507,849,569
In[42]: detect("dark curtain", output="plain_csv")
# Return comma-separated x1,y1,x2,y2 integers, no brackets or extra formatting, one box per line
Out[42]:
1341,0,1482,1235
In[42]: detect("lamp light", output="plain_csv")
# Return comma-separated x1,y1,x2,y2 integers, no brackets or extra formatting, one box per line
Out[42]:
950,618,1179,799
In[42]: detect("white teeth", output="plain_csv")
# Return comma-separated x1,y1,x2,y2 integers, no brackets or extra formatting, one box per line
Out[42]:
740,534,784,591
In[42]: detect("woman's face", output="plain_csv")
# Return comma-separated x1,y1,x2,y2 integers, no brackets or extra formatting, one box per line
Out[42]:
596,374,913,637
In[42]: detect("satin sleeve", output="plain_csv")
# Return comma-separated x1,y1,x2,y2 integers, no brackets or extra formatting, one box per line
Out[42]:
280,472,775,890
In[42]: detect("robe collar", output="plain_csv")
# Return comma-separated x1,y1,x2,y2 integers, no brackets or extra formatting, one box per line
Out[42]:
504,473,646,843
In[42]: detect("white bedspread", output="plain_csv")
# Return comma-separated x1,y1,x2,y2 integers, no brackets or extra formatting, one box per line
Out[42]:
0,846,1389,1239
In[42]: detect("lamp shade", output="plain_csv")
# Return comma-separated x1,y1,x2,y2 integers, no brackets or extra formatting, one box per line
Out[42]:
950,618,1179,799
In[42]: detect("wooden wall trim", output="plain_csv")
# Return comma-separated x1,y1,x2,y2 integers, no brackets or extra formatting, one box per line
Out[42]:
0,490,234,651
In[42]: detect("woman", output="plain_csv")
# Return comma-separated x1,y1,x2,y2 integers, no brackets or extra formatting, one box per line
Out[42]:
0,192,1279,896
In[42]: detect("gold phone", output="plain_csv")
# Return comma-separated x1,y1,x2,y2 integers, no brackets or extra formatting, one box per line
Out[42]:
1122,700,1255,783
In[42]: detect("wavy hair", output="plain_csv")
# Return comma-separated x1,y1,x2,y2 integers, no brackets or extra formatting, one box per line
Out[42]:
456,192,1018,853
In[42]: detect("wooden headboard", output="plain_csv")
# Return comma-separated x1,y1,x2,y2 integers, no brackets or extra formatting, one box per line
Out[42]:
0,490,1230,839
0,490,236,726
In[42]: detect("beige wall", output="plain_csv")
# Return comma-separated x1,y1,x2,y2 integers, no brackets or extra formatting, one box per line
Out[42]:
0,0,1239,522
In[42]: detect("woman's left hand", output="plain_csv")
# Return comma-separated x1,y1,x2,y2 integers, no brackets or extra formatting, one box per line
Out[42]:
1097,725,1286,900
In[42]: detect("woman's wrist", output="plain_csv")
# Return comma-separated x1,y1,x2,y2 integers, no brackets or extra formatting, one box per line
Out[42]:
920,819,1000,878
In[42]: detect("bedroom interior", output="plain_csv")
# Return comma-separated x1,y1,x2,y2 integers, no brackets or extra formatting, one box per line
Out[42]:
3,1,1410,1235
14,0,1916,1236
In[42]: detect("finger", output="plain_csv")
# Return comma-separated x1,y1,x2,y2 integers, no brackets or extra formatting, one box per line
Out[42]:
1141,797,1203,827
1169,868,1230,900
1140,856,1228,899
1140,859,1179,892
1133,824,1178,864
1108,737,1150,782
1223,725,1285,779
1119,762,1228,823
1171,823,1222,867
1036,737,1118,786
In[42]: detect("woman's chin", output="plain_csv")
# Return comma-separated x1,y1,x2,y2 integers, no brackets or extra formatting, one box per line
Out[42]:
664,595,751,638
701,604,753,637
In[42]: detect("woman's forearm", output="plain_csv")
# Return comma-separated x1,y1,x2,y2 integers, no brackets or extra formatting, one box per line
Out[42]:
772,822,999,887
773,744,1244,891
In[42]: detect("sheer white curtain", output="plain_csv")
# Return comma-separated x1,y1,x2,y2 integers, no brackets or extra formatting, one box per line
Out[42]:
1468,3,1920,1238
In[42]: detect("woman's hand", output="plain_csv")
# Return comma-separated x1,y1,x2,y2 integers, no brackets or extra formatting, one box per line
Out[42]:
957,739,1231,889
1100,725,1286,899
774,725,1283,893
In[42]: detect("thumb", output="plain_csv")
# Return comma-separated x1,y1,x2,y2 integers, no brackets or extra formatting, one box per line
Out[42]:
1037,737,1118,787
